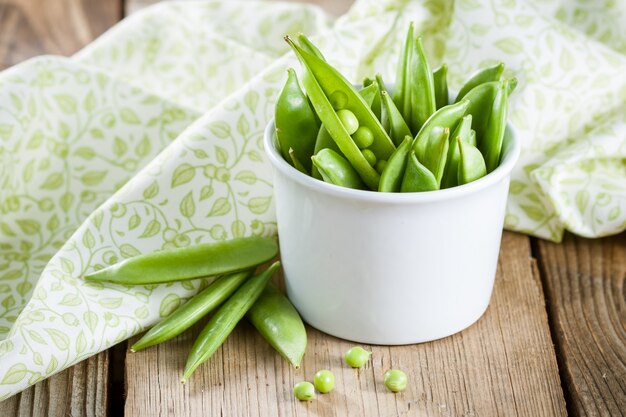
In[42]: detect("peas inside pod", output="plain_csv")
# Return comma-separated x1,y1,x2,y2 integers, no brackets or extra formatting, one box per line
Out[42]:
275,24,516,192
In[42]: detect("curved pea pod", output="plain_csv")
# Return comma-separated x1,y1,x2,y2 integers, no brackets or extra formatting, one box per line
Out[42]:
286,36,395,190
393,22,414,123
413,99,469,161
408,36,437,133
441,114,472,189
433,63,449,109
379,136,412,192
84,236,278,285
420,127,449,186
289,148,309,175
400,151,438,192
457,138,487,184
482,79,509,172
247,285,307,368
297,33,325,60
455,62,504,102
182,261,281,383
131,270,253,352
381,90,411,147
275,68,318,172
311,148,366,190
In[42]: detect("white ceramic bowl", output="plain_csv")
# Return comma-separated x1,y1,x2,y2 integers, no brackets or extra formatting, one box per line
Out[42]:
264,118,520,345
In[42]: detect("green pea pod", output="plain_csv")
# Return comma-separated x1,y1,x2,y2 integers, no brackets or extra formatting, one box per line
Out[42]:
379,136,412,192
433,63,449,109
400,151,438,192
182,261,281,383
420,127,449,186
84,237,278,285
482,80,509,172
247,285,307,368
408,36,436,133
311,124,342,179
468,129,477,146
358,82,379,109
507,77,518,95
380,90,411,147
131,270,253,352
287,36,395,190
413,99,469,161
289,148,309,175
311,148,366,189
297,33,325,60
457,138,487,184
393,22,413,121
455,62,504,102
441,114,472,189
275,68,318,172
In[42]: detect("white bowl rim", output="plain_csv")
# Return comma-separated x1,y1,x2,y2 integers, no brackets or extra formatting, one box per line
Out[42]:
264,118,521,205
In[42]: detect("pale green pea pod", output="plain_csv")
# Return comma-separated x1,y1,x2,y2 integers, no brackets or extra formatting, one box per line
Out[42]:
433,63,449,109
469,129,477,146
247,285,307,368
312,148,366,189
420,127,449,187
408,36,437,133
413,99,469,163
455,62,504,102
400,151,438,192
380,90,411,147
379,136,412,192
457,138,487,184
297,33,325,60
441,114,472,189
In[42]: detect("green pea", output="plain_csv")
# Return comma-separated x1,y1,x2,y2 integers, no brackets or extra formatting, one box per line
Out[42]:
329,90,348,110
345,346,371,368
362,149,377,166
337,109,359,135
293,381,316,401
352,126,374,149
313,370,335,393
384,369,407,392
375,159,387,175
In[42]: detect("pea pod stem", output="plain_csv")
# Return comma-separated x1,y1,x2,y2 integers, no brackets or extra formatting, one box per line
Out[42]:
246,285,307,368
83,237,278,285
182,261,281,383
131,270,253,352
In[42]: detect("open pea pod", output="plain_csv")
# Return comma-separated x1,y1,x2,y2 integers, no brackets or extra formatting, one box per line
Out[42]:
287,36,395,190
393,22,414,124
455,62,504,103
420,127,449,187
408,36,437,133
457,138,487,184
379,136,412,192
275,68,318,172
312,148,366,190
441,114,472,189
380,90,411,147
413,99,469,162
433,64,449,109
401,150,438,192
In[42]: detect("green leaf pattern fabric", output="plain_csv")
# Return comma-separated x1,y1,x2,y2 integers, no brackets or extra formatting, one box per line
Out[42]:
1,0,625,398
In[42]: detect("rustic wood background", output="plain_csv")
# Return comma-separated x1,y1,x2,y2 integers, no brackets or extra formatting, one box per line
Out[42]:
0,0,624,416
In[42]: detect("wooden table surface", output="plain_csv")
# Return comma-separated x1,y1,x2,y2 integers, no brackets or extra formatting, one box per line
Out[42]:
0,0,624,416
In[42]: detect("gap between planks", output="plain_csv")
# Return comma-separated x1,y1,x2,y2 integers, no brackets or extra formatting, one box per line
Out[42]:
124,232,566,417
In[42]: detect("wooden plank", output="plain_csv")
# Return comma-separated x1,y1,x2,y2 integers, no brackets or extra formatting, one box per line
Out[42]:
0,0,122,413
124,232,566,416
0,0,121,70
536,233,626,416
0,352,109,417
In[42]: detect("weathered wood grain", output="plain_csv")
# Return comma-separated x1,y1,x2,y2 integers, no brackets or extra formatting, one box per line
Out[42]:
0,0,120,69
125,232,566,416
0,352,109,417
537,233,626,416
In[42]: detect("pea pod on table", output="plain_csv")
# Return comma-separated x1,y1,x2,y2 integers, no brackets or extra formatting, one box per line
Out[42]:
286,36,396,190
83,236,278,285
246,285,307,368
182,261,281,383
131,270,254,352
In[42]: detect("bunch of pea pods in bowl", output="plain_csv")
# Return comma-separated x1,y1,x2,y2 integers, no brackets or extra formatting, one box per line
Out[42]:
264,23,521,345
